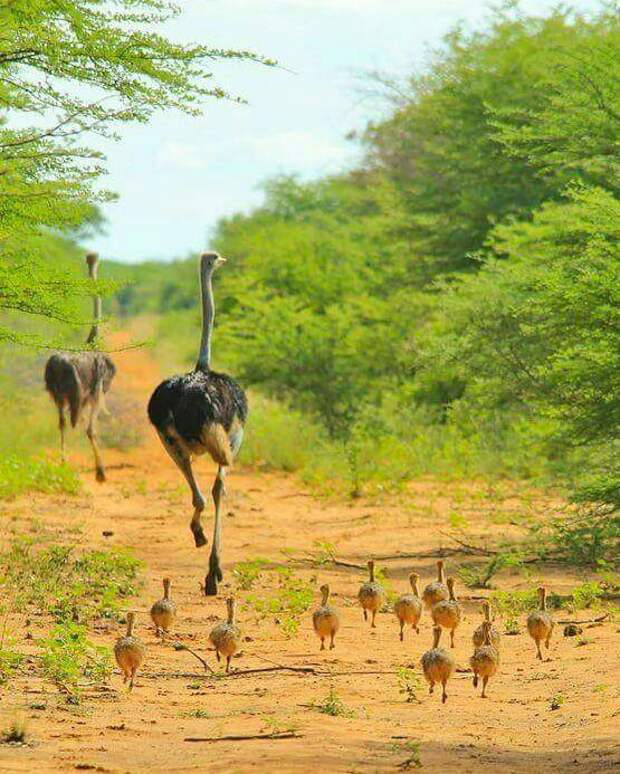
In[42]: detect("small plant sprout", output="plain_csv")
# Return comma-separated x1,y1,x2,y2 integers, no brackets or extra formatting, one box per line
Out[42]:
550,694,564,711
314,688,353,718
2,717,27,745
396,667,422,704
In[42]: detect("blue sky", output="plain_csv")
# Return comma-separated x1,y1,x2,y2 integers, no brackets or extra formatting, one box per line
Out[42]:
91,0,599,263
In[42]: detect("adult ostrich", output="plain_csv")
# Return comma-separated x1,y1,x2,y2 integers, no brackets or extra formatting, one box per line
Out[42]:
147,252,248,596
44,252,116,481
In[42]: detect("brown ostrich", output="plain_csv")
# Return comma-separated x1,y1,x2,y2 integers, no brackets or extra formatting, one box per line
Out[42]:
147,252,248,596
44,252,116,481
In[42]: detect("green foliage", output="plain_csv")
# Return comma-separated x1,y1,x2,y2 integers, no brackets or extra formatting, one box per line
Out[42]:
0,539,142,623
0,456,81,499
550,694,565,711
457,553,523,590
396,667,422,704
391,739,422,770
245,568,314,637
0,0,270,343
40,621,111,700
232,558,269,591
1,717,27,744
312,688,353,718
101,3,620,539
570,582,604,610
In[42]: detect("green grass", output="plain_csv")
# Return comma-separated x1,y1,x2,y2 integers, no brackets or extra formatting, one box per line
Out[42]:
0,456,80,499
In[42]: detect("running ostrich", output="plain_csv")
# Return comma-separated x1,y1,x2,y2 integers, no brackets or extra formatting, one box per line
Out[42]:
147,252,248,596
44,252,116,481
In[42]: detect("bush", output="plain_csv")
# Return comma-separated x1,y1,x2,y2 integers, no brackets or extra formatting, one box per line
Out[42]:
40,621,111,700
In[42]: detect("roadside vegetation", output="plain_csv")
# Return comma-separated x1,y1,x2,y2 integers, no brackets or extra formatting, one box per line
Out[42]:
1,3,618,570
0,533,142,701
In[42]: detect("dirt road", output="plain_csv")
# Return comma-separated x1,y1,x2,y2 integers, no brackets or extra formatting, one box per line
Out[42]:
1,339,618,772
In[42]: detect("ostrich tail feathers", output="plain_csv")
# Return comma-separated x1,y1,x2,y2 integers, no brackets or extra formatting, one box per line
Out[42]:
201,423,233,466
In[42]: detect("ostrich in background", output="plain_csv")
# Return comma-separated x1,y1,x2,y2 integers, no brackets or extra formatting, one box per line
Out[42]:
44,252,116,481
147,252,248,596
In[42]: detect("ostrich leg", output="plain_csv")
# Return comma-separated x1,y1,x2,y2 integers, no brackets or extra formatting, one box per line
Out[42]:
57,404,66,463
86,403,106,482
157,430,207,547
205,465,226,596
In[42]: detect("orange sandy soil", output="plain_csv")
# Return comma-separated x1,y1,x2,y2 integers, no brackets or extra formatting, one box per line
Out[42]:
1,335,618,773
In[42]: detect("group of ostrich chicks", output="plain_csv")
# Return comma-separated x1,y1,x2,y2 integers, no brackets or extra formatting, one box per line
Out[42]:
114,559,555,704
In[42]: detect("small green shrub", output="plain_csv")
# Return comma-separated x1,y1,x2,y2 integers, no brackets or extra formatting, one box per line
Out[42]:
571,582,604,610
549,694,564,711
457,553,522,589
391,739,422,769
313,688,353,718
233,558,269,590
0,456,80,500
0,540,142,623
0,645,23,684
2,717,27,744
396,667,421,704
40,621,111,700
245,568,314,636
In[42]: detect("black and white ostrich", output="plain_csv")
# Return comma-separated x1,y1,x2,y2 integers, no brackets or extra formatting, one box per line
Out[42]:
44,252,116,481
147,252,248,596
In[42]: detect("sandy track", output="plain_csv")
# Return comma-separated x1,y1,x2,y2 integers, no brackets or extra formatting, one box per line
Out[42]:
1,339,618,772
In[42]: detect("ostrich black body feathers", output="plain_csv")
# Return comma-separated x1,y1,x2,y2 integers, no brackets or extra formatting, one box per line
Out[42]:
147,368,248,445
45,352,116,423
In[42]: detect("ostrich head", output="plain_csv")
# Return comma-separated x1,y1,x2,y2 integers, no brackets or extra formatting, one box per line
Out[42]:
200,251,227,272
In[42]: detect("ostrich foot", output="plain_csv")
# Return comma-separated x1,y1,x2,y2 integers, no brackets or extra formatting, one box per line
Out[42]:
191,524,207,548
204,565,223,596
204,573,218,596
95,467,106,483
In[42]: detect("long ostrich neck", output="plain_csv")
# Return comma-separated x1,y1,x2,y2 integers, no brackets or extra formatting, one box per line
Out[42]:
196,264,215,370
86,257,101,344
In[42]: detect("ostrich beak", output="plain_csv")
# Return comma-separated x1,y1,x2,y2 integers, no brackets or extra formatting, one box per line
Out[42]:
215,256,227,267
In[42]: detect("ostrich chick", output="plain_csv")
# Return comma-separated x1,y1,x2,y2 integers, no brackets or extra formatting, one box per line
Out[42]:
469,621,499,698
472,601,501,650
431,576,461,648
150,577,176,640
114,612,146,691
209,596,241,672
312,584,340,651
358,559,385,628
421,625,455,704
394,571,423,641
422,560,449,610
527,586,554,660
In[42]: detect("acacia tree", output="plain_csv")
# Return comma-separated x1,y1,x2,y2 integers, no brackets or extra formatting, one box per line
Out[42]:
0,0,272,344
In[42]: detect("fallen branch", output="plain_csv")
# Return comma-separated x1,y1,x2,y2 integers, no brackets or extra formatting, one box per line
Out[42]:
439,532,497,556
185,732,300,743
228,665,317,677
373,548,471,561
173,643,214,673
556,612,609,625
